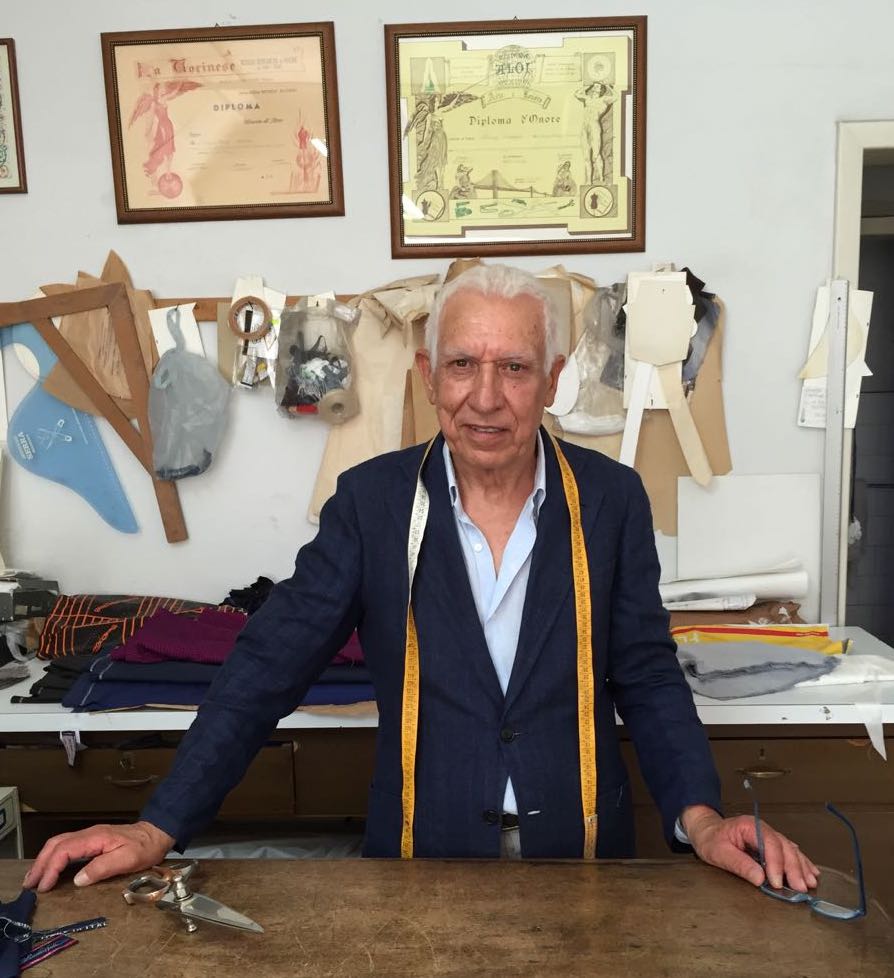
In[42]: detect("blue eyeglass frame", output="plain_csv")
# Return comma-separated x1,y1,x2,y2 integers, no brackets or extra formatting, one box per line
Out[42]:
744,778,867,921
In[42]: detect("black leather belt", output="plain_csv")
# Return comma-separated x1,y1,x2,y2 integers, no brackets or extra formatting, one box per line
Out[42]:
501,813,519,830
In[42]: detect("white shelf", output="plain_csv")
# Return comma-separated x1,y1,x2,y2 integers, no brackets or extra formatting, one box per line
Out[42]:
0,627,891,733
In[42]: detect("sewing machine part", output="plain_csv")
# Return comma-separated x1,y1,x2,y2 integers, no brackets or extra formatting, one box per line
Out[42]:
123,860,263,935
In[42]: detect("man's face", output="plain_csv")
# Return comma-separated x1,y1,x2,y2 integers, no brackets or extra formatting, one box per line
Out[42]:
416,289,564,475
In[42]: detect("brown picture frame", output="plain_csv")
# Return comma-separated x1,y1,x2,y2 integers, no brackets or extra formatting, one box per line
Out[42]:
101,23,344,224
385,17,646,258
0,38,28,194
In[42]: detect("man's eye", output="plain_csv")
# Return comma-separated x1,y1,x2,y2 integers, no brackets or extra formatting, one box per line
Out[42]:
452,359,470,369
504,362,525,373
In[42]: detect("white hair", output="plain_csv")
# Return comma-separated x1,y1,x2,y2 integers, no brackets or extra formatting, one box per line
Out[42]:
425,264,562,372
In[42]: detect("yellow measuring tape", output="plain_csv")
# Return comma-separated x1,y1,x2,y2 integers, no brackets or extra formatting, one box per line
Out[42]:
400,434,597,859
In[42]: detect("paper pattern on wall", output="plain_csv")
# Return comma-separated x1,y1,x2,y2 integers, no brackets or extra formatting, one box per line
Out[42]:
563,311,732,535
0,324,138,533
150,304,204,357
620,276,711,485
797,284,872,429
309,303,419,522
40,252,157,418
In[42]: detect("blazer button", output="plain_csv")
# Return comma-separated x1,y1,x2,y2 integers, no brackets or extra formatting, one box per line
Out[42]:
483,809,500,825
500,727,517,743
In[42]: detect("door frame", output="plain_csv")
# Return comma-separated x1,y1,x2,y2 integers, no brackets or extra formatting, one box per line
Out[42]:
833,121,894,622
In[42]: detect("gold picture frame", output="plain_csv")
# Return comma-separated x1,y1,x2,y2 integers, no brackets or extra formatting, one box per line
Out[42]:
385,17,646,258
101,23,344,223
0,39,27,194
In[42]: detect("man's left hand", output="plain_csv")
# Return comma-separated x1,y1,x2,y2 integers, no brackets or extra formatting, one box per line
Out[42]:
680,804,819,891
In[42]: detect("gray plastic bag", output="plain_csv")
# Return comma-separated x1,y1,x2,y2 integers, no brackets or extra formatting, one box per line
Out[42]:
149,308,230,480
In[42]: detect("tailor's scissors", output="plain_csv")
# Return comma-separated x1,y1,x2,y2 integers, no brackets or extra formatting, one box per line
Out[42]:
123,860,263,935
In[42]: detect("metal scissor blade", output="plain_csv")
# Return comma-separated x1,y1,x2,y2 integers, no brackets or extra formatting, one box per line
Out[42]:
160,892,264,933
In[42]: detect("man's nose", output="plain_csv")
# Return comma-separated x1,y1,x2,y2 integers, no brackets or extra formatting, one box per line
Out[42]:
468,362,503,411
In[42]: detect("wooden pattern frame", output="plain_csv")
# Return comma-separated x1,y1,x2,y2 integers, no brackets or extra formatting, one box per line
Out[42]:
385,17,646,258
101,23,344,223
0,286,187,543
0,38,27,194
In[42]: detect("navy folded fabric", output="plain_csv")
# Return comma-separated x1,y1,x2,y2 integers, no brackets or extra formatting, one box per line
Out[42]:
316,665,371,685
299,683,374,706
62,675,209,711
86,658,370,686
88,657,221,685
62,673,375,712
0,888,36,978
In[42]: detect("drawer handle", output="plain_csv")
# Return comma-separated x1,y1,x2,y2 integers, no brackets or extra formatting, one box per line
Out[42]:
104,775,160,789
736,766,790,780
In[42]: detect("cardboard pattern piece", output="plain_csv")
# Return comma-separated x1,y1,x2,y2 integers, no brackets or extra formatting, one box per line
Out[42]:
0,285,187,543
40,252,158,419
621,278,712,486
560,305,732,536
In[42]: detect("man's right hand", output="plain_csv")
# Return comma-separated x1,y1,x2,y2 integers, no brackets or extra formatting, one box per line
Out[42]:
22,821,175,892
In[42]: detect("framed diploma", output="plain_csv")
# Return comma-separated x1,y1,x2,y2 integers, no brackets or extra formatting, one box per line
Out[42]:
0,39,27,194
101,23,344,223
385,17,646,258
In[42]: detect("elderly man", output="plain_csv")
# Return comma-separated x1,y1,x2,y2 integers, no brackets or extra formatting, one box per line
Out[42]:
25,264,817,893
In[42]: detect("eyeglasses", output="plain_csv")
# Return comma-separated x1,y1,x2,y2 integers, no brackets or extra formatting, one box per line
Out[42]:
744,778,866,920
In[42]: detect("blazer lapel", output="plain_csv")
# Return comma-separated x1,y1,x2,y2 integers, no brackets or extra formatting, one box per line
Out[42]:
409,439,504,707
504,436,605,712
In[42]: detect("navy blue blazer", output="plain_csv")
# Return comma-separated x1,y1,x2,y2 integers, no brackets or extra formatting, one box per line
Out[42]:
142,433,721,858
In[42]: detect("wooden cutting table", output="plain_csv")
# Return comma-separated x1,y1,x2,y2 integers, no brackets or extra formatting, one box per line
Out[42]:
1,859,891,977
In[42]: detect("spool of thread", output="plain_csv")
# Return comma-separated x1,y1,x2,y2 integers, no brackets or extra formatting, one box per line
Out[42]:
317,387,359,425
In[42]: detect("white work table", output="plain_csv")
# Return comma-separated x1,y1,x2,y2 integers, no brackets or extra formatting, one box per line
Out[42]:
0,626,892,734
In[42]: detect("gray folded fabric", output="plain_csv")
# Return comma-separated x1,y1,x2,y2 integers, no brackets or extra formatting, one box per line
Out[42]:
0,661,30,690
677,641,838,699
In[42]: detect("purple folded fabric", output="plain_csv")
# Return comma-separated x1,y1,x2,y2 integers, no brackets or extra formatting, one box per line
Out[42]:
332,631,364,665
109,608,247,665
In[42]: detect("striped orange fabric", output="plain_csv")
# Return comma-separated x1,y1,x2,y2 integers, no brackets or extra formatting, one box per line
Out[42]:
37,594,234,659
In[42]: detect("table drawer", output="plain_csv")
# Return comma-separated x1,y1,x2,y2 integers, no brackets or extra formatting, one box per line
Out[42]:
1,744,294,815
709,738,894,805
622,737,894,807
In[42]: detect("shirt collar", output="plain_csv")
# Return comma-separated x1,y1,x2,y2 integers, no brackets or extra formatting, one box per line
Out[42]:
443,431,547,520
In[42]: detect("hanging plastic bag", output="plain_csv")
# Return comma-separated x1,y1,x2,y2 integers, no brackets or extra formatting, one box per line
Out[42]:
274,297,360,422
149,307,230,479
557,284,627,436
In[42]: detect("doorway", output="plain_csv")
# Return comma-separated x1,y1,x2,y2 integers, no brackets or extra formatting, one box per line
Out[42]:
831,122,894,629
845,150,894,643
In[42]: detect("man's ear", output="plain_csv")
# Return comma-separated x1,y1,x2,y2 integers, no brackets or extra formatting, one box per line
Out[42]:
414,349,437,405
543,355,567,408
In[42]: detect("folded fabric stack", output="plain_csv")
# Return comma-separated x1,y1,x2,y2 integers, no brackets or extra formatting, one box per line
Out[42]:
673,623,847,699
18,590,374,713
677,643,838,699
57,608,372,712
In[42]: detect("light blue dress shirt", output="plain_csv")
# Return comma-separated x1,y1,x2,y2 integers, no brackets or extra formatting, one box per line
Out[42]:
443,434,546,815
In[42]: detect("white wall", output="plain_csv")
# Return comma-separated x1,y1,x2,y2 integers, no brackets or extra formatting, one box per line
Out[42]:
2,0,894,600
